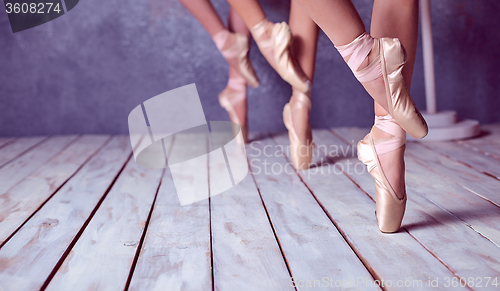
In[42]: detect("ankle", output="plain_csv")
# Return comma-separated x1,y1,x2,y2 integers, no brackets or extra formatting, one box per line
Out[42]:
372,124,391,140
289,90,311,116
250,18,271,42
222,33,236,51
212,29,230,51
228,67,243,80
358,41,379,71
342,38,379,71
335,32,382,83
264,22,273,40
372,115,406,143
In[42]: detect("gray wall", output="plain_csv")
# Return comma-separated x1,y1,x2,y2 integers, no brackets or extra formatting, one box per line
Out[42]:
0,0,499,136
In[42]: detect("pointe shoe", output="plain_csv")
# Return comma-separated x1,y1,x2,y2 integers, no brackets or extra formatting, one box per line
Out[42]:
357,115,407,233
250,20,311,93
379,38,427,139
335,32,428,139
213,30,260,88
283,89,314,169
218,77,248,144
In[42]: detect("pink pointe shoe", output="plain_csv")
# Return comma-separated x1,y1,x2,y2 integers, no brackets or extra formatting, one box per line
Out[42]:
218,77,248,144
358,115,407,233
213,30,260,88
250,20,311,93
335,32,428,139
283,89,314,170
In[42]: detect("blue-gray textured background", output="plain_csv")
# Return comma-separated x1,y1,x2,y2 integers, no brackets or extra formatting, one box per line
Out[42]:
0,0,499,136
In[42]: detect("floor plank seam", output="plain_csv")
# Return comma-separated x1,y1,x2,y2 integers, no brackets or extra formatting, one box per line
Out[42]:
0,135,81,203
460,184,500,209
0,138,17,151
407,154,500,210
0,136,112,250
39,151,134,291
455,140,500,161
245,147,298,291
0,136,51,170
268,133,382,289
0,135,89,248
208,146,215,291
403,228,475,291
417,141,500,182
411,188,500,248
124,168,166,291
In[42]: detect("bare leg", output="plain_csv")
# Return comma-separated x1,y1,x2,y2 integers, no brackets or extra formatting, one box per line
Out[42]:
292,1,423,231
292,0,393,114
178,0,245,71
292,0,365,46
371,0,418,90
178,0,226,37
225,0,267,29
226,0,312,93
288,0,319,144
289,0,319,81
371,0,419,198
225,0,281,73
228,5,251,38
226,7,251,137
178,0,257,142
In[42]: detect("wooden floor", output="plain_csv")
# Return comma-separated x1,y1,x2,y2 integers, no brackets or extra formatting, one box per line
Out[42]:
1,125,500,290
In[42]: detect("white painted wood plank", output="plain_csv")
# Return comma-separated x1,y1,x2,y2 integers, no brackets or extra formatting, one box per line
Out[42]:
404,156,500,247
0,136,47,168
405,142,500,209
46,143,164,291
0,135,109,245
248,134,377,290
422,140,500,180
426,124,500,160
128,134,212,291
211,179,294,291
274,131,457,290
331,128,500,282
0,136,134,291
452,124,500,156
0,135,79,195
209,132,292,291
0,138,15,149
457,137,500,161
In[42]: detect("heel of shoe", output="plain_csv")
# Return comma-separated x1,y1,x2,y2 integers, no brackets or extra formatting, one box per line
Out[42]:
380,38,406,74
376,192,406,233
357,134,377,172
218,81,249,144
283,99,313,170
272,22,311,93
379,38,428,139
357,130,407,233
234,33,260,88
